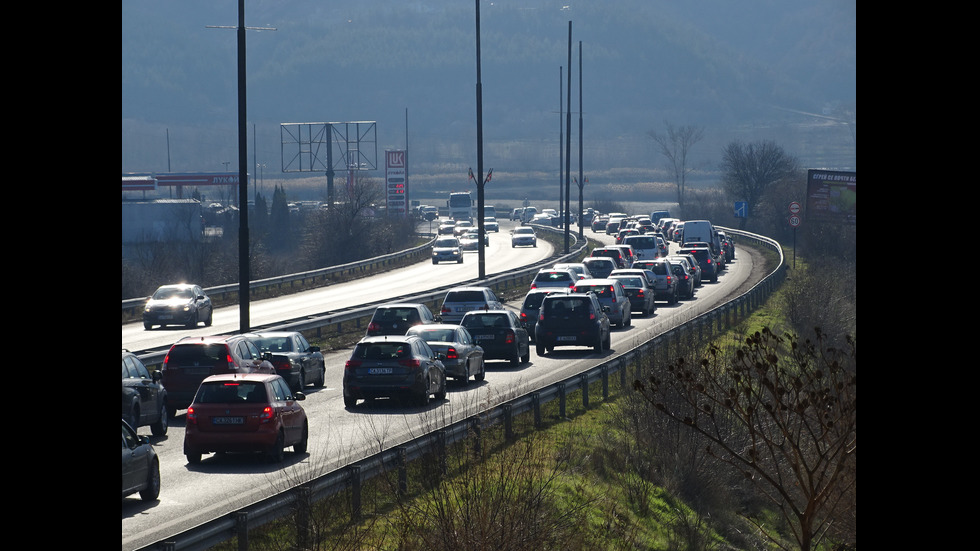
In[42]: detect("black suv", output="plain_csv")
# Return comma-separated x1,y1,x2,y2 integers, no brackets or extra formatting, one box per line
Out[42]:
534,292,611,355
678,246,719,283
366,303,440,337
122,350,169,435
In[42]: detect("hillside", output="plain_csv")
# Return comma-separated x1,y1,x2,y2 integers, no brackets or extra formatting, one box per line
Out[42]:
122,0,856,184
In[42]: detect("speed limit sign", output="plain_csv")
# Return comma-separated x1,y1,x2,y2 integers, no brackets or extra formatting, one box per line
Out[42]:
789,215,801,227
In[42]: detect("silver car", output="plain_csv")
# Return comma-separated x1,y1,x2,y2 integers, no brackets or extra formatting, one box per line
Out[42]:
406,324,486,384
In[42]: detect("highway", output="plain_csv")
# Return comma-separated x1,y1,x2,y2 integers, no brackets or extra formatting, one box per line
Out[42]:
122,221,761,550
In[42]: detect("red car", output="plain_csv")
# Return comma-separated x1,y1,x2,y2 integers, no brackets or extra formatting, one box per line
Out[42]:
183,373,308,464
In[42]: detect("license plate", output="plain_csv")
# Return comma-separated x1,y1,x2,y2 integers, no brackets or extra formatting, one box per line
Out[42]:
368,367,393,374
212,416,244,425
557,336,577,342
159,314,172,320
475,334,494,340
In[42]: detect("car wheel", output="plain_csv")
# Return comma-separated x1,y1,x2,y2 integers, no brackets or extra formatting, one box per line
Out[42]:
297,370,306,391
604,332,611,350
267,431,285,463
432,259,438,264
670,289,678,305
416,386,430,407
510,353,521,366
293,423,309,454
625,311,631,327
143,321,153,330
205,308,213,326
474,359,486,382
435,377,447,401
127,402,140,431
314,365,325,388
140,458,161,501
593,334,602,353
536,344,546,356
344,396,357,408
150,402,168,436
186,452,202,465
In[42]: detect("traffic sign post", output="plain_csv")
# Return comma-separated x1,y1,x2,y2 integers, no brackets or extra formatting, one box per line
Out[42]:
788,202,802,269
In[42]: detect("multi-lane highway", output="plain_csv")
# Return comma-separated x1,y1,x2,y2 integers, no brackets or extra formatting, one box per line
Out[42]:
122,220,761,550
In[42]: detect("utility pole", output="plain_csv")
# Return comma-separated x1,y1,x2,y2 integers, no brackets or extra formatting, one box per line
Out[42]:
475,0,487,279
564,21,572,254
578,40,584,239
208,2,275,333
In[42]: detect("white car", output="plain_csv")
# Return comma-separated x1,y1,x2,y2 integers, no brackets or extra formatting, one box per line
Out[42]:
511,226,537,247
432,236,463,264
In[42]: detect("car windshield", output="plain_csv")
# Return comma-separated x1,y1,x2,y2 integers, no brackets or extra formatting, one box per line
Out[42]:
195,381,268,404
515,228,534,235
462,313,509,329
251,337,292,353
434,238,458,247
353,342,411,360
412,329,456,342
152,287,193,300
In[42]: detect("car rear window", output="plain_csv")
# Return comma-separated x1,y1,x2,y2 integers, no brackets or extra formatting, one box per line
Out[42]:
195,381,268,404
535,271,572,282
167,344,227,366
574,284,613,297
462,313,510,329
645,263,668,275
543,297,592,318
446,290,486,302
612,276,643,287
353,342,411,360
373,308,421,323
251,337,292,353
413,328,456,342
522,292,549,309
624,236,655,248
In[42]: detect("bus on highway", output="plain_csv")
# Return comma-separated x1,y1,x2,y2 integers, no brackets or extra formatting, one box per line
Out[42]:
448,192,473,221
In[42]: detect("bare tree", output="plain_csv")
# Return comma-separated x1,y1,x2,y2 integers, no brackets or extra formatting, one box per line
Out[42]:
648,121,704,214
634,328,856,551
720,140,799,230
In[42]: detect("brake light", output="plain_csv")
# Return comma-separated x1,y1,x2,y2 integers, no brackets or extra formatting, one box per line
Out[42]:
666,275,672,283
589,311,596,320
441,306,451,314
367,322,381,333
398,359,422,368
637,289,645,298
520,312,527,321
504,330,515,344
186,406,197,425
531,282,537,289
446,347,459,360
259,406,274,423
345,359,362,370
608,286,616,302
225,353,236,369
272,358,291,371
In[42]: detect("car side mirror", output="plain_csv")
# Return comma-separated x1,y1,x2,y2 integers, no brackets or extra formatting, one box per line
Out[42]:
152,370,163,382
261,351,273,361
436,353,447,361
310,346,321,352
293,391,306,401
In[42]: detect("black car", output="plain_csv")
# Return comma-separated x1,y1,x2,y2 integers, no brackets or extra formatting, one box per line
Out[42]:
122,419,161,501
519,288,572,342
678,247,719,283
669,261,696,299
122,350,169,436
343,335,447,407
534,292,611,355
460,310,531,366
366,303,440,337
142,283,213,330
249,331,326,391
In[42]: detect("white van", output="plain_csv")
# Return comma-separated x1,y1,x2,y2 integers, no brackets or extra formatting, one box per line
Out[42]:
680,220,721,254
622,234,660,261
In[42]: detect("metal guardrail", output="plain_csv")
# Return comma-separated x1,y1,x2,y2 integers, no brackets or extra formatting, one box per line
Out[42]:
132,226,783,551
122,238,439,320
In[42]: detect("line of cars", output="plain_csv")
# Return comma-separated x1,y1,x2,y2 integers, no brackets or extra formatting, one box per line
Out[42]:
124,309,329,477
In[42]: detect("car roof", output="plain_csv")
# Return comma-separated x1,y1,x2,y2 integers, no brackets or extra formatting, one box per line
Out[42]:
377,302,428,309
461,309,511,316
358,335,423,344
408,323,462,331
201,372,281,383
174,335,240,345
575,278,622,286
584,256,616,263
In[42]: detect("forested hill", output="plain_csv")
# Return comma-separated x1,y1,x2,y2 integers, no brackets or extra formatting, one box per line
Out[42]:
121,0,855,173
